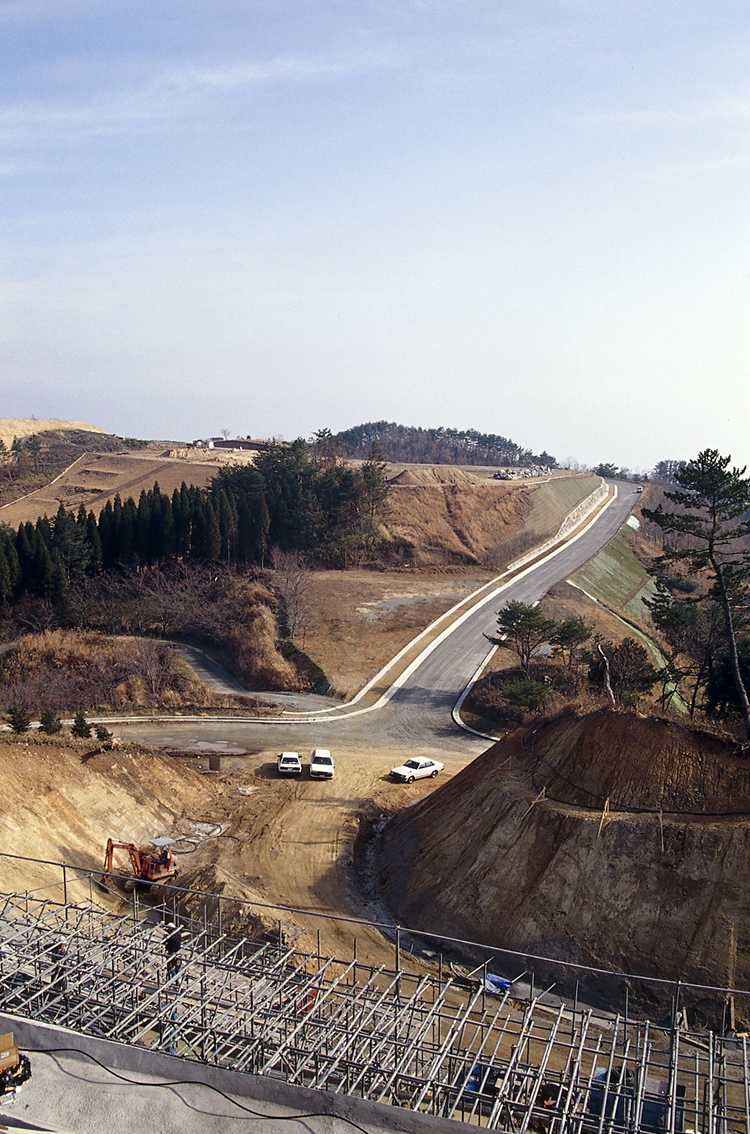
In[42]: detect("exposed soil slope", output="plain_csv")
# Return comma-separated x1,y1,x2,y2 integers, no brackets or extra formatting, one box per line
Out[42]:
383,473,599,565
378,708,750,993
0,735,220,900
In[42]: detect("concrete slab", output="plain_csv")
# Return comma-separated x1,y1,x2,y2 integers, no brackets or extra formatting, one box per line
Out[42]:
2,1017,466,1134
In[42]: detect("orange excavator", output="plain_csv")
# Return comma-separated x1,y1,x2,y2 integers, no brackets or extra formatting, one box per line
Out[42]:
100,838,178,894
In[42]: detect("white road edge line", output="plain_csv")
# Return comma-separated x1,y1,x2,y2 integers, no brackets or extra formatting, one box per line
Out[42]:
275,477,610,718
74,486,619,729
451,600,539,741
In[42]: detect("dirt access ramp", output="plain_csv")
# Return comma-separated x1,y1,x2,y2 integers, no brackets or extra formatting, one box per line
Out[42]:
379,706,750,998
0,450,217,526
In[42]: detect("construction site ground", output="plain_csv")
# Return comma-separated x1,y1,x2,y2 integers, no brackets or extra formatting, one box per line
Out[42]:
0,731,469,978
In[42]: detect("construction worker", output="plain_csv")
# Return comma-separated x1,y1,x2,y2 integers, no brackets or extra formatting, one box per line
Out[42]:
164,922,189,982
49,940,67,1000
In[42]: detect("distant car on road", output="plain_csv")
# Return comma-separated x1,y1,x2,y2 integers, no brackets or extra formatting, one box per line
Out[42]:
277,751,302,777
390,757,444,783
309,749,335,779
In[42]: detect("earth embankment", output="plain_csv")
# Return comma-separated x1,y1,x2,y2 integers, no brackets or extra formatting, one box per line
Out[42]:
378,708,750,996
382,472,599,565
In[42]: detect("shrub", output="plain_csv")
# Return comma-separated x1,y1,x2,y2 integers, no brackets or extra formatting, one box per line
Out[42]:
39,709,62,734
7,703,31,733
71,710,92,738
501,677,554,715
95,725,112,742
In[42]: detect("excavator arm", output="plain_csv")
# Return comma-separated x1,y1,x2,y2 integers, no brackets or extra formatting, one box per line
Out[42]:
101,839,143,884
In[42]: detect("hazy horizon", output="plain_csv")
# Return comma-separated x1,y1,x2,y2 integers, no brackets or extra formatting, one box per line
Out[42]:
2,2,748,468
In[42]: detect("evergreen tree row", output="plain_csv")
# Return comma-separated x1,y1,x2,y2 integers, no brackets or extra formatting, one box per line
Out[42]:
0,442,390,603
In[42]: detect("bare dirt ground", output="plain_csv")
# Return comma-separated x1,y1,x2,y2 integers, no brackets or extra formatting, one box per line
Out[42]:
302,568,495,696
0,731,466,975
378,708,750,995
0,733,222,901
181,744,467,964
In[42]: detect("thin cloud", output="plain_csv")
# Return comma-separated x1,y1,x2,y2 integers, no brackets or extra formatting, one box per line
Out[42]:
0,45,401,147
0,0,99,21
584,91,750,128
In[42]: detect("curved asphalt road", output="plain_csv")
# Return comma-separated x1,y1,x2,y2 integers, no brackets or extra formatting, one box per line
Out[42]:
120,483,639,760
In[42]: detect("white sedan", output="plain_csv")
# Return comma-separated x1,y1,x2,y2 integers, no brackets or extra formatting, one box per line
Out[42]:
277,751,302,777
309,749,335,779
390,757,444,784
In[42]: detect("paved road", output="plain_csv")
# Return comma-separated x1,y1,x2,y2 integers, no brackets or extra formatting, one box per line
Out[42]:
120,484,638,760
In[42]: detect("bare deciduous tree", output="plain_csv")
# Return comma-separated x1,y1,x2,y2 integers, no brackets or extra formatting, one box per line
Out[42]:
270,547,314,644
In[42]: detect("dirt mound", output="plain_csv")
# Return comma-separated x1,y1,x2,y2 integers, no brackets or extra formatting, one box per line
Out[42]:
388,466,484,487
523,707,746,813
383,483,532,564
382,474,599,566
378,709,750,994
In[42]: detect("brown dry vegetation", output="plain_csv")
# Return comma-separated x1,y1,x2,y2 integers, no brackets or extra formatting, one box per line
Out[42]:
302,567,495,696
0,567,301,705
0,418,103,450
378,707,749,1003
71,568,300,693
0,449,217,526
0,629,218,713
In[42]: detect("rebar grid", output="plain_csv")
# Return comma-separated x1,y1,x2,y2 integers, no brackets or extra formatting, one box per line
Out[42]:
1,890,749,1132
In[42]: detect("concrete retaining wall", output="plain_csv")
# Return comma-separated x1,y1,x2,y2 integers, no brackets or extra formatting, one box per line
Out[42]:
507,478,609,571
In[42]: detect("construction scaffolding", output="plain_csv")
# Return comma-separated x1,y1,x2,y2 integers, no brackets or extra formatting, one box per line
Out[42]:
2,889,750,1131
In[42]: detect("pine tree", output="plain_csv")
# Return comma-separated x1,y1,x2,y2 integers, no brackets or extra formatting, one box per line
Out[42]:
204,500,221,562
7,704,31,733
644,449,750,737
118,499,137,563
71,710,92,738
4,538,20,593
86,512,103,573
32,537,54,597
50,552,70,619
136,490,152,563
99,499,114,567
39,709,62,734
159,494,175,560
15,523,35,590
0,545,11,603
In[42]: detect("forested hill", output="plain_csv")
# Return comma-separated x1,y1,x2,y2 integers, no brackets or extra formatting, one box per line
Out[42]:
332,422,557,468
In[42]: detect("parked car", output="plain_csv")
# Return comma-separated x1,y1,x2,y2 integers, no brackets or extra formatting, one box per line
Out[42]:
390,757,444,783
277,751,302,777
309,749,335,779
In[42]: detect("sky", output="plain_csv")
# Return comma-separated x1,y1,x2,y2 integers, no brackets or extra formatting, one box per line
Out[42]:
1,1,748,470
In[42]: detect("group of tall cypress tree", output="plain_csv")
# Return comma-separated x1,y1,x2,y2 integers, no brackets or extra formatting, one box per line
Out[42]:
0,442,390,605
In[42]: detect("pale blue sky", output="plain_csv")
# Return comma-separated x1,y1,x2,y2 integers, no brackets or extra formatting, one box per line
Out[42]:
1,1,748,467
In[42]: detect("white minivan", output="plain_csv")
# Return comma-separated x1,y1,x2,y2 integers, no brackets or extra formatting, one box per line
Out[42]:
309,749,335,779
